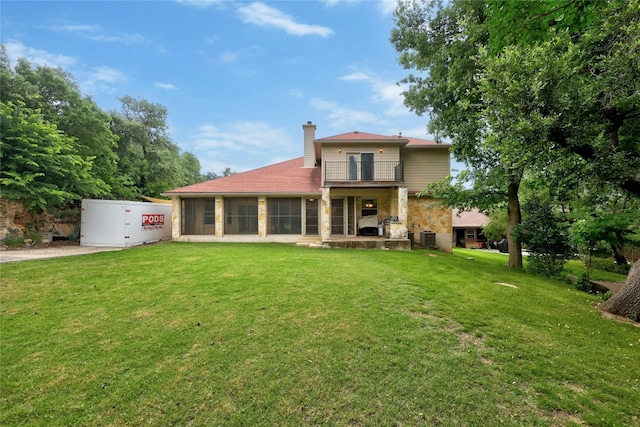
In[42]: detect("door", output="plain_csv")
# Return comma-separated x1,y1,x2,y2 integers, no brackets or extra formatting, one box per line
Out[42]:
348,154,358,181
361,153,374,181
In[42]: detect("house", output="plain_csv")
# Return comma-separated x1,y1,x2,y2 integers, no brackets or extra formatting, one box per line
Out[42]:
163,122,452,252
452,208,489,248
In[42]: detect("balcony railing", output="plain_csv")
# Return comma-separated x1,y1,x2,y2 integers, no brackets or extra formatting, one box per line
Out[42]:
324,161,404,184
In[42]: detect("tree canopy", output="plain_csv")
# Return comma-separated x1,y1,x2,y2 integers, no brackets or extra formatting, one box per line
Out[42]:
392,0,640,266
392,0,640,318
0,44,209,212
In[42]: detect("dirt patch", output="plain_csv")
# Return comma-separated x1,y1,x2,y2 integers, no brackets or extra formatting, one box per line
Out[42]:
495,282,519,289
598,309,640,327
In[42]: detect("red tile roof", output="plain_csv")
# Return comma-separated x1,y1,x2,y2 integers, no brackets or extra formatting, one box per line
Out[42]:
317,131,448,148
164,131,449,196
405,136,446,147
452,209,489,228
317,131,407,142
164,157,321,195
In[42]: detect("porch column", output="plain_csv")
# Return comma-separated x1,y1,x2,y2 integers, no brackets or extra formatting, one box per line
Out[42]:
321,187,331,241
389,187,409,239
258,196,267,238
215,197,223,237
171,196,180,239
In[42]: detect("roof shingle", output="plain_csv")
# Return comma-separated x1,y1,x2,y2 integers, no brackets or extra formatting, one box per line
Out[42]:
164,157,321,195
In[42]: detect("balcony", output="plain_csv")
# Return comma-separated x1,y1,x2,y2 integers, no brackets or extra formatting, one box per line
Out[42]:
324,161,404,186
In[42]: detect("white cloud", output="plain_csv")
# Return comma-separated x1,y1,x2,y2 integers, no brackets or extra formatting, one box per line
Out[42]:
310,98,381,129
154,82,178,90
217,45,261,63
4,40,76,68
176,0,225,8
321,0,396,15
378,0,398,15
191,120,299,172
289,89,304,99
80,66,127,95
49,23,147,44
339,69,409,117
237,2,333,37
193,120,297,154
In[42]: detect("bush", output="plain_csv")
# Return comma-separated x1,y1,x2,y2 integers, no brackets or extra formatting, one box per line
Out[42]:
513,197,574,278
590,258,631,275
574,272,593,293
601,291,613,302
3,235,25,247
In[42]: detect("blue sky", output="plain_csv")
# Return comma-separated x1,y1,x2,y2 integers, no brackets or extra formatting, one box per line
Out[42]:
2,0,450,175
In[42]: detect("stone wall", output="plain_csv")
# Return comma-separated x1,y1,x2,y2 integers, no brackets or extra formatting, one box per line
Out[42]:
0,199,79,240
407,197,452,253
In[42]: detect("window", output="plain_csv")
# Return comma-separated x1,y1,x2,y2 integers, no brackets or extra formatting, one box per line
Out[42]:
361,198,377,217
465,229,476,240
268,198,302,234
204,199,215,225
331,198,344,235
181,198,215,235
224,198,258,234
305,198,319,235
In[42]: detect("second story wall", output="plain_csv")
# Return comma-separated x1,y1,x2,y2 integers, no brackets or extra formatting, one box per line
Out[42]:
401,147,450,193
322,144,400,163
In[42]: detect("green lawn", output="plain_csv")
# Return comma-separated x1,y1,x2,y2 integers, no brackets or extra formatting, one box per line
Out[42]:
1,243,638,426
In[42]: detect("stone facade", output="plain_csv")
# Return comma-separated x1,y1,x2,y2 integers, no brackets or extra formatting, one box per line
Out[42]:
407,197,452,253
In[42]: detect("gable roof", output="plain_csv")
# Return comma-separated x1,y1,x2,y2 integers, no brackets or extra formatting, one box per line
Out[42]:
164,131,449,196
452,209,490,228
316,131,407,143
316,131,448,148
405,136,447,147
163,157,321,196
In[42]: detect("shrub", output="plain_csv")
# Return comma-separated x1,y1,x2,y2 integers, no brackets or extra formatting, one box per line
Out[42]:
3,235,25,247
574,272,593,293
512,197,574,278
590,258,631,275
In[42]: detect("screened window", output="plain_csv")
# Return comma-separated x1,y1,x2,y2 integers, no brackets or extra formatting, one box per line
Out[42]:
181,198,215,235
268,198,302,234
305,198,319,235
465,229,476,239
225,198,258,234
331,198,344,235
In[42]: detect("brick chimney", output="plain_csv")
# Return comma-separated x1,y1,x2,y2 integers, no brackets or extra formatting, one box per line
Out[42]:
303,121,317,168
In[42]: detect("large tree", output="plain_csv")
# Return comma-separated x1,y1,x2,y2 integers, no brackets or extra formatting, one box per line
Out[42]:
392,0,640,318
392,0,526,267
110,96,200,198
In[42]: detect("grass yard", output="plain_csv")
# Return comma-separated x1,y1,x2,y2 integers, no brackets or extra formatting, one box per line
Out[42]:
1,243,639,426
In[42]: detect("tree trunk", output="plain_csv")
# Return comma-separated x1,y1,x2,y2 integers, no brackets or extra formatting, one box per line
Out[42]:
506,181,523,268
610,243,628,265
600,260,640,321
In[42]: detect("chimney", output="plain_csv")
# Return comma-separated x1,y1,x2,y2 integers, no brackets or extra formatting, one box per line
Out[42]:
303,121,317,168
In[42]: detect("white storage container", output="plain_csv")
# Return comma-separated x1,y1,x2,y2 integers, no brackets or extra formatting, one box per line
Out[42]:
80,199,172,247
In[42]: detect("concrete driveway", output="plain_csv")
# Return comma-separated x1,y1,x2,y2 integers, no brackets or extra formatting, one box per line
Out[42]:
0,243,123,263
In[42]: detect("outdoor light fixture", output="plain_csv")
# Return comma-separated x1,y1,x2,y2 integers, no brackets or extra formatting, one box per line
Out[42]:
379,148,383,153
338,148,342,153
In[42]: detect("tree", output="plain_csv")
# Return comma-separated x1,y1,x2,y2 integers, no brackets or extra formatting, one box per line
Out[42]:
600,260,640,321
179,152,204,186
392,0,525,267
7,54,121,197
0,101,102,211
392,0,640,319
204,167,235,181
111,96,184,198
512,197,574,278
